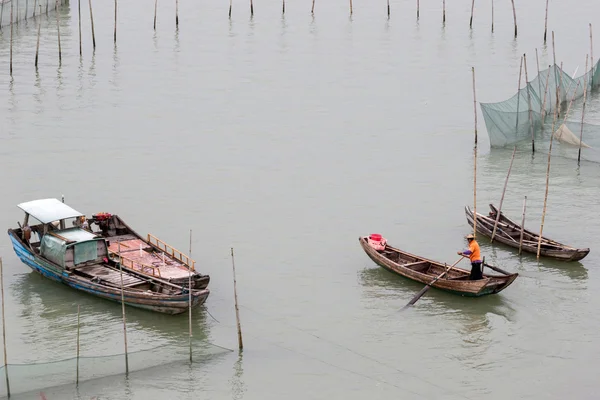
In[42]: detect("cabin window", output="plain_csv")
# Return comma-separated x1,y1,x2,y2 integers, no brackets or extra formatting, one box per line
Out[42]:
74,241,99,265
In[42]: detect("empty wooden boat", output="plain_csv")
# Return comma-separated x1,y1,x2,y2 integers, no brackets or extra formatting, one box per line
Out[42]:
85,213,210,290
359,235,518,297
8,199,209,315
465,204,590,262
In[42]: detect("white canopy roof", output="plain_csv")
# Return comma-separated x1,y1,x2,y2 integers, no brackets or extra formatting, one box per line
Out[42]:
17,198,84,224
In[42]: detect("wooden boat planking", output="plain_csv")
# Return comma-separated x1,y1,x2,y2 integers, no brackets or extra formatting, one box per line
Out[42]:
359,236,518,297
87,213,210,290
465,204,590,262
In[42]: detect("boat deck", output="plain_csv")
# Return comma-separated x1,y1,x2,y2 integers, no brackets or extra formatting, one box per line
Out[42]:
107,238,192,280
76,264,146,288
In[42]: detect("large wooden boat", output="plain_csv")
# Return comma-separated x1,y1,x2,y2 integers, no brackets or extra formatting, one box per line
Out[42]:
465,204,590,262
84,213,210,290
7,199,209,315
359,236,518,297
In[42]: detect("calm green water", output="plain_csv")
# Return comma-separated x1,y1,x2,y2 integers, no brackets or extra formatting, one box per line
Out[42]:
1,0,599,398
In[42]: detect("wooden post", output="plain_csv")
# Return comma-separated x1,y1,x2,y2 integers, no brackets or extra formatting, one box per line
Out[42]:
231,248,243,351
154,0,158,29
472,67,478,145
33,0,37,17
469,0,474,29
118,241,129,374
0,258,10,399
523,53,535,153
311,0,314,15
78,0,81,56
76,304,80,385
17,0,19,25
510,0,517,37
10,2,13,76
229,0,232,17
591,24,595,88
176,0,179,25
35,9,42,67
543,0,549,43
537,86,559,259
114,0,117,44
46,0,49,15
541,65,551,123
473,145,477,238
0,0,4,32
250,0,253,17
491,0,493,32
188,229,193,363
578,54,589,166
282,0,284,14
349,0,352,15
416,0,419,19
535,49,542,113
552,31,559,112
25,0,28,21
518,197,526,255
442,0,445,23
388,0,390,18
89,0,96,49
515,56,523,136
491,145,516,242
56,0,62,65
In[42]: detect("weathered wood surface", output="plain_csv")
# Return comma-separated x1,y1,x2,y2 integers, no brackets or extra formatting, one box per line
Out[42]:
358,237,518,297
76,264,145,287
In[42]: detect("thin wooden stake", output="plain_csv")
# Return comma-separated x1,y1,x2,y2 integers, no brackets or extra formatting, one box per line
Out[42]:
491,0,494,32
510,0,517,37
76,305,80,385
469,0,474,29
229,0,232,17
154,0,158,29
388,0,390,18
33,0,37,17
515,56,523,136
118,241,129,374
35,9,42,67
442,0,445,23
473,145,477,239
543,0,549,43
591,24,595,88
114,0,117,44
56,0,62,65
523,53,535,153
472,67,478,145
552,31,558,111
46,0,49,15
537,86,559,259
282,0,285,14
541,65,551,123
535,49,542,113
311,0,314,15
349,0,352,15
25,0,28,20
578,54,589,166
78,0,81,56
10,2,13,76
176,0,179,25
0,258,10,399
0,0,5,31
416,0,419,19
518,197,526,255
188,229,193,363
250,0,253,17
89,0,96,49
491,145,517,242
231,248,243,351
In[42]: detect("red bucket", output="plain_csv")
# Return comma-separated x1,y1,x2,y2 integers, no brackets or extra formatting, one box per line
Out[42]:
369,233,382,242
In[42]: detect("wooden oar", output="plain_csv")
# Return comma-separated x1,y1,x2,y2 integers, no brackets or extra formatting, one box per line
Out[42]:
402,256,465,310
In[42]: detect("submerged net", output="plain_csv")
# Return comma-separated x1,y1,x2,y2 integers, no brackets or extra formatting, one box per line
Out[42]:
0,0,62,29
481,60,600,148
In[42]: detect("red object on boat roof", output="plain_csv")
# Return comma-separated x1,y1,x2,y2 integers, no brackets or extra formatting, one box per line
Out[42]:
370,233,382,241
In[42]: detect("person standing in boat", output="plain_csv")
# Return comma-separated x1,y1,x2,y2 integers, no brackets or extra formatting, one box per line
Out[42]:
457,234,483,280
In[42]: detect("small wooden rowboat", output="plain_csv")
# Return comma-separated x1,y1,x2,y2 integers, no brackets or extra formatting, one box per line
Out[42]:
465,204,590,262
359,236,518,297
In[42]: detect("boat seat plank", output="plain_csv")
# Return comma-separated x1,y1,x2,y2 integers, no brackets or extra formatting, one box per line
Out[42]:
76,265,145,287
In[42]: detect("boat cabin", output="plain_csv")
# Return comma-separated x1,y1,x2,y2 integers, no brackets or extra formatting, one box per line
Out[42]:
15,198,108,269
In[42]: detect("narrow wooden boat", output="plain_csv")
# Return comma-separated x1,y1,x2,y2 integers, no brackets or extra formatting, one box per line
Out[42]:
84,213,210,290
465,204,590,262
359,236,518,297
7,199,209,315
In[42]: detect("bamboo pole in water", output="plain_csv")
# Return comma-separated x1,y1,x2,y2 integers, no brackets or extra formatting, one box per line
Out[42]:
349,0,352,15
579,55,589,166
282,0,284,14
46,0,49,15
442,0,445,23
523,53,534,153
114,0,117,44
518,197,526,255
56,0,62,64
188,229,193,363
25,0,28,21
154,0,158,30
541,65,551,123
0,0,4,32
76,305,80,385
89,0,96,49
473,145,477,238
78,0,82,56
552,31,559,113
0,258,10,399
387,0,390,18
591,24,595,88
35,6,41,67
10,2,13,76
536,49,542,114
416,0,419,19
515,56,523,137
176,0,179,25
543,0,549,43
311,0,314,15
472,67,478,145
229,0,232,17
250,0,253,17
33,0,37,18
491,145,517,242
510,0,517,37
231,248,243,351
469,0,474,29
118,241,129,374
491,0,494,33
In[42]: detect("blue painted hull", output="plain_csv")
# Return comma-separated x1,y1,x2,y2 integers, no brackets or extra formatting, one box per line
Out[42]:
8,230,209,315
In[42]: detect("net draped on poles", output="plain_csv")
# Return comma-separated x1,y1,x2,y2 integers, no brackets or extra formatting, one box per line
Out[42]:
480,60,600,148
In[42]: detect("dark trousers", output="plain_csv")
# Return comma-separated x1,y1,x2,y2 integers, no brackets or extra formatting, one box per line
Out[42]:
469,262,483,280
